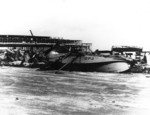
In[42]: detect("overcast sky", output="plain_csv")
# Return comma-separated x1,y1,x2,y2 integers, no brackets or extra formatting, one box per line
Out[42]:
0,0,150,51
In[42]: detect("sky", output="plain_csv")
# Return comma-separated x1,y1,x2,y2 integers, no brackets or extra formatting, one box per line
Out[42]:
0,0,150,51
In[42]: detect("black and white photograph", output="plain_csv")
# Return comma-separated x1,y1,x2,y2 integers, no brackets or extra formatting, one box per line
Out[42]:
0,0,150,114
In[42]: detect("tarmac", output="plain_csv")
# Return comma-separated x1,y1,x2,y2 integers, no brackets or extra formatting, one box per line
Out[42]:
0,67,150,115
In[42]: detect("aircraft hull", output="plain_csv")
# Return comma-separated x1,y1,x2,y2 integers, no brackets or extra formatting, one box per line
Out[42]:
47,55,131,73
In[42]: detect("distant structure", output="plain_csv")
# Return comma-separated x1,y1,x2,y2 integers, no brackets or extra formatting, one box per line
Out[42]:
0,35,81,47
111,45,144,61
111,46,143,53
0,34,92,53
